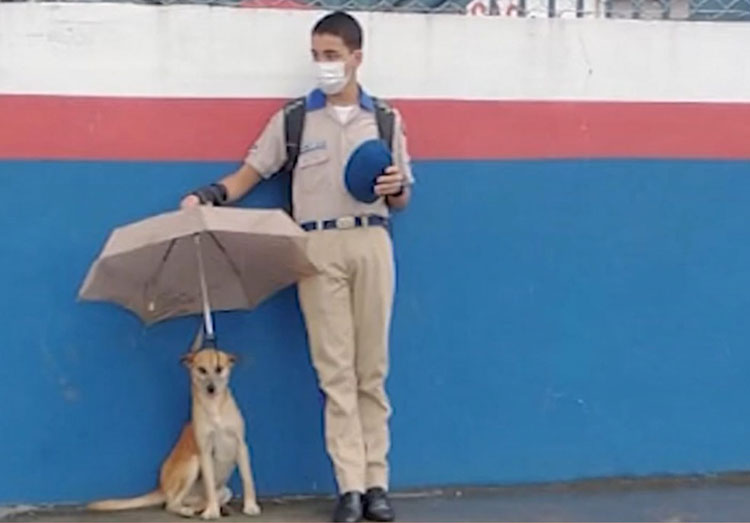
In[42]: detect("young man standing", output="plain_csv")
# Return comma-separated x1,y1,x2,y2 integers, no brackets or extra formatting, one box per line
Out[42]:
181,11,413,522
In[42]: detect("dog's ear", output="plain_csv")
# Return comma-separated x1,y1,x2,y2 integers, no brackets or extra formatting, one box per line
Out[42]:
227,353,238,366
180,352,194,367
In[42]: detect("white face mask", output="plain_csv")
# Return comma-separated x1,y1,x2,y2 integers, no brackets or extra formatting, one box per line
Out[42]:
315,61,350,95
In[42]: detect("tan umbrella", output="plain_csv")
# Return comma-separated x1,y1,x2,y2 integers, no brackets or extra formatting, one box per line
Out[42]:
78,206,317,344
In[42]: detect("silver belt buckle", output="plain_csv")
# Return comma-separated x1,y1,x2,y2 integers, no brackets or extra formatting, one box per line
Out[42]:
335,216,356,229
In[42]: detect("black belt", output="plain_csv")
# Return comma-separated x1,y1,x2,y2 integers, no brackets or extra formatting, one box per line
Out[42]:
300,215,388,232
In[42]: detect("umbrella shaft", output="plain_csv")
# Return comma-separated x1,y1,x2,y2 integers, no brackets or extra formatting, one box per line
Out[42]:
194,233,214,338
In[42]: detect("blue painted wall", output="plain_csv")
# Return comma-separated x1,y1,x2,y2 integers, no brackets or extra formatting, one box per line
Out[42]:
3,158,750,504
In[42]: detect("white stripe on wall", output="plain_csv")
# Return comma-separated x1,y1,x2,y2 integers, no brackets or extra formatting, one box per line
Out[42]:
1,3,749,102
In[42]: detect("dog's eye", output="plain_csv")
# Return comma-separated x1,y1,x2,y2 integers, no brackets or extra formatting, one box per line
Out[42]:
198,367,207,375
216,366,223,374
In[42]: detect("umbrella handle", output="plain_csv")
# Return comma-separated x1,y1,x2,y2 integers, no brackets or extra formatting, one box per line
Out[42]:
203,332,217,349
189,318,217,351
193,233,215,341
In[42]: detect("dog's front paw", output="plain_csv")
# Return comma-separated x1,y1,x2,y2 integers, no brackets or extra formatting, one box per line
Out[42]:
201,505,221,520
242,501,261,516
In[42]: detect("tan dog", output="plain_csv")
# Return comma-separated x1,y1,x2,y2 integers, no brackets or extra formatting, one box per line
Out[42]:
88,338,261,519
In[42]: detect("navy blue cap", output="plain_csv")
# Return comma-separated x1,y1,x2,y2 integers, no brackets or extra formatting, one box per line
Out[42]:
344,139,393,204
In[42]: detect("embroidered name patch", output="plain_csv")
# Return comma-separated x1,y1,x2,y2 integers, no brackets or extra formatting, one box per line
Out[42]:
300,140,327,155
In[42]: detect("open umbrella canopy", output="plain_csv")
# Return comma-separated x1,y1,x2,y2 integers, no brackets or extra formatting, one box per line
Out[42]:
79,206,317,326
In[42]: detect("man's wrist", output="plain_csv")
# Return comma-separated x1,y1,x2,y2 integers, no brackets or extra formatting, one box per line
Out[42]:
391,185,405,197
190,182,229,206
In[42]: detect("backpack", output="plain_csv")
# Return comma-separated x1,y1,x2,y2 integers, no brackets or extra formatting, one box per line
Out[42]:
280,95,396,215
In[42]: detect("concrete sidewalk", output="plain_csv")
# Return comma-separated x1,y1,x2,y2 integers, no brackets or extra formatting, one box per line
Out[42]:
6,476,750,522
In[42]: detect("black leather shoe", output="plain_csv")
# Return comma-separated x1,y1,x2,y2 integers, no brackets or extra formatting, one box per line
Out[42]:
363,487,395,522
333,491,364,523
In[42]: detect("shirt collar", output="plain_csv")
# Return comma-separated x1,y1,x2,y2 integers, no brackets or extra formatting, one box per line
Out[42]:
305,86,375,112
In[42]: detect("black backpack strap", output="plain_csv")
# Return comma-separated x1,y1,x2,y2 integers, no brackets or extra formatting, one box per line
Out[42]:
281,96,306,216
282,96,307,175
372,97,396,152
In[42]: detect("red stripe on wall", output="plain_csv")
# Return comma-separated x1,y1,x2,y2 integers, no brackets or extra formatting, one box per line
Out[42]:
2,95,750,160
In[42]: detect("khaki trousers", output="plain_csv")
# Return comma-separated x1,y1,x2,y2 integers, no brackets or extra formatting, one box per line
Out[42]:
298,226,394,494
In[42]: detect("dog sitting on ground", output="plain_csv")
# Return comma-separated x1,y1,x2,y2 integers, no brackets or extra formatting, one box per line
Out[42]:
87,332,261,519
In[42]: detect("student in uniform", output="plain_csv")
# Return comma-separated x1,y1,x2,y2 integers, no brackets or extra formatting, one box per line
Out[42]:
181,11,414,523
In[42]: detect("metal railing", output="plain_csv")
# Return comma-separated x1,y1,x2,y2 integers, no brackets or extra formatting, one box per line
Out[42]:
1,0,749,19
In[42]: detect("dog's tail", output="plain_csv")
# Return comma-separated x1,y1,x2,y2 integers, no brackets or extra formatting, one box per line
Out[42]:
87,489,165,511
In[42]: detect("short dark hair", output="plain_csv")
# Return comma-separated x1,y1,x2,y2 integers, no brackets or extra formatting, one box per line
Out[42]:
312,11,363,51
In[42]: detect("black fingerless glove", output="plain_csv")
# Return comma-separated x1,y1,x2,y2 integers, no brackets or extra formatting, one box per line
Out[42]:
190,183,228,206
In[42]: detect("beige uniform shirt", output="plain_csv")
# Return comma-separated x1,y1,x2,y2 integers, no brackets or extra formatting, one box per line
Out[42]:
245,88,414,224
